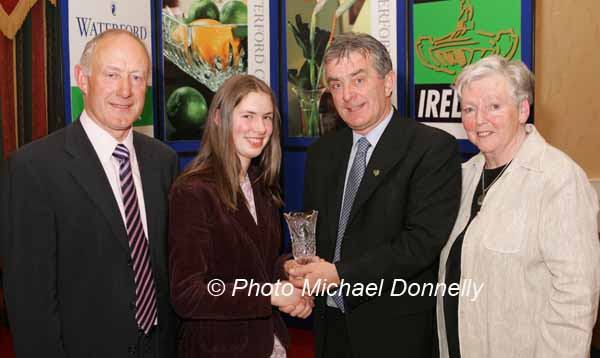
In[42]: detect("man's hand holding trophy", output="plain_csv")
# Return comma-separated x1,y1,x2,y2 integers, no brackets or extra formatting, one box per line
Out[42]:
284,211,341,294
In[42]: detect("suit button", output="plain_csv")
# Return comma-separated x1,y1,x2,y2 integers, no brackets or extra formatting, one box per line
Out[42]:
127,258,133,268
128,346,136,355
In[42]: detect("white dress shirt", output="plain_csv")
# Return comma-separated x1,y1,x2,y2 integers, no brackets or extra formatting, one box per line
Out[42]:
328,106,394,308
79,110,149,241
341,106,394,211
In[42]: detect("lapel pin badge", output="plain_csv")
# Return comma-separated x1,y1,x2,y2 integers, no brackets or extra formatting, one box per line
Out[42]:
373,169,380,177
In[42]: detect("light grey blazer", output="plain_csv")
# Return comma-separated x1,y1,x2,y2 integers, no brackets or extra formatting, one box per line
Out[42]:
437,124,600,358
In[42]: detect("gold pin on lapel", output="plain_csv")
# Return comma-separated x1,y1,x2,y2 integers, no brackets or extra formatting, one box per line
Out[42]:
373,169,380,176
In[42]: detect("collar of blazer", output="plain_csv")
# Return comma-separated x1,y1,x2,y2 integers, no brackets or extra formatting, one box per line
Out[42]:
132,132,163,256
463,124,545,184
327,109,415,240
63,120,161,254
230,167,272,281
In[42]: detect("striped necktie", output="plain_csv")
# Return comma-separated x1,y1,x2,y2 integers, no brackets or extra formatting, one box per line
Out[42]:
332,137,371,312
112,144,157,335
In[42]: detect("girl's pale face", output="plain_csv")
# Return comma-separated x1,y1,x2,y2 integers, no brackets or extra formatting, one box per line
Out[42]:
231,91,274,170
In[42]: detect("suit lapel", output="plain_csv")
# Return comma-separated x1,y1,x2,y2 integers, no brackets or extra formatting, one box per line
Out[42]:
347,111,411,228
233,168,261,235
252,176,269,236
134,133,161,252
231,175,269,280
232,192,261,240
64,121,130,253
326,129,353,259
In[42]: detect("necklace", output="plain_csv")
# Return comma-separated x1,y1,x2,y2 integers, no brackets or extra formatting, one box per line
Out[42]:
476,161,512,206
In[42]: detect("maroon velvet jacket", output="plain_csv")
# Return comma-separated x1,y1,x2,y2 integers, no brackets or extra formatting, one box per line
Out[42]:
168,173,289,358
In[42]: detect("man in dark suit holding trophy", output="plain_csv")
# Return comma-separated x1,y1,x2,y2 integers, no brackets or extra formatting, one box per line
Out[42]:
287,32,462,357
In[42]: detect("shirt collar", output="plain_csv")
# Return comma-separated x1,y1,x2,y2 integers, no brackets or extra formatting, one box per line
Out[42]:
79,110,135,163
464,124,545,173
351,106,394,149
508,124,544,172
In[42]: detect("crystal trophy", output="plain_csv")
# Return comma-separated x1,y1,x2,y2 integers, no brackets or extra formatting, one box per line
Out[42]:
284,210,318,264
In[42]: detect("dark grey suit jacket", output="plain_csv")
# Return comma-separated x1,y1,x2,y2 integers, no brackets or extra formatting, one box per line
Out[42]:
304,110,462,357
2,120,178,357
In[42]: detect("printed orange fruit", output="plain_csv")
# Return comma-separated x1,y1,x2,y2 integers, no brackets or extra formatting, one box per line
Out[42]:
172,18,240,69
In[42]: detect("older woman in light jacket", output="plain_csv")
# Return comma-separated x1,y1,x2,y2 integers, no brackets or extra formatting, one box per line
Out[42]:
437,55,600,358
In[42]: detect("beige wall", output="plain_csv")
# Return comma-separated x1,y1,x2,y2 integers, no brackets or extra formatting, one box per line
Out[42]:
535,0,600,179
535,5,600,346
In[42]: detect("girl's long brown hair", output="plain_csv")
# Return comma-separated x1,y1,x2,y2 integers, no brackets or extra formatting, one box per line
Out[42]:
174,74,283,210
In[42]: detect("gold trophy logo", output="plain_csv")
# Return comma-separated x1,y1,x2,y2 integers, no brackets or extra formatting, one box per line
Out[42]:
415,0,519,75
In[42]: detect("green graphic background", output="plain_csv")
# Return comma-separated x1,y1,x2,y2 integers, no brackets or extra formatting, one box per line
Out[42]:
70,87,154,127
413,0,521,84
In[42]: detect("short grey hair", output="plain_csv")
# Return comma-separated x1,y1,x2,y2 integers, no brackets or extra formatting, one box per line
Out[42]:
79,29,150,75
453,55,534,105
323,32,393,78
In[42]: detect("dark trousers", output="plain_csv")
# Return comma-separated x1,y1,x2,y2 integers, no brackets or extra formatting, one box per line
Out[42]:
322,307,438,358
134,326,158,358
323,306,353,358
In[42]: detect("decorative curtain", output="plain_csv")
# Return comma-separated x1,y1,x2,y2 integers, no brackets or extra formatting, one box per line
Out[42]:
0,0,60,160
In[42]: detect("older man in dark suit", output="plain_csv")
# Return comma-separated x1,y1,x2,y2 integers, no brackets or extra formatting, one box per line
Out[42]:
2,29,178,357
287,33,462,357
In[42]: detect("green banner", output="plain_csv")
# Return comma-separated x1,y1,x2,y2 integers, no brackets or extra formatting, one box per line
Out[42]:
414,0,521,84
412,0,523,138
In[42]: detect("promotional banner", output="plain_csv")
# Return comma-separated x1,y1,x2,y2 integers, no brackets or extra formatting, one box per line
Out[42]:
370,0,397,106
247,0,270,83
161,0,269,143
411,0,532,140
284,0,398,141
65,0,155,136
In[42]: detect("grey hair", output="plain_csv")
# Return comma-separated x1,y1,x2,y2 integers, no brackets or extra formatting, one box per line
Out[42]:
323,32,393,78
453,55,534,105
79,29,150,75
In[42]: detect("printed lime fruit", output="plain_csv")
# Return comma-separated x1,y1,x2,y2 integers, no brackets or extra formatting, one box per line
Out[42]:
220,0,247,38
184,0,220,24
166,86,208,131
